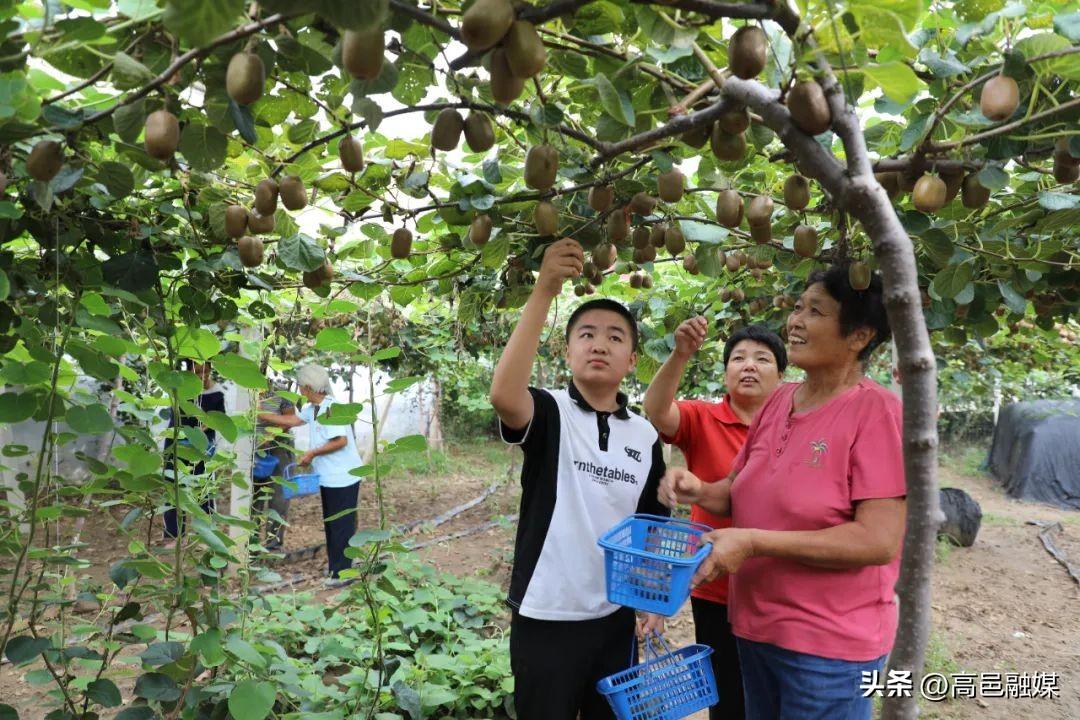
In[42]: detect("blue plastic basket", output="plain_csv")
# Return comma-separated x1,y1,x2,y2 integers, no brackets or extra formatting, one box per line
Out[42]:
280,463,320,500
598,633,718,720
598,514,712,616
252,452,279,480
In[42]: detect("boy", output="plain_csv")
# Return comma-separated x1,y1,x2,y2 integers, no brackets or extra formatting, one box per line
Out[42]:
490,238,669,720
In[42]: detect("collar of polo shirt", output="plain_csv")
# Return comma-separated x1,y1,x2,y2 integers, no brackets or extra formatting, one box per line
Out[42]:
568,381,630,419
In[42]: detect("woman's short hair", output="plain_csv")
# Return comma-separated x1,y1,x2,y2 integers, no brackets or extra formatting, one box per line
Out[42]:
296,363,334,395
807,263,891,361
723,324,788,372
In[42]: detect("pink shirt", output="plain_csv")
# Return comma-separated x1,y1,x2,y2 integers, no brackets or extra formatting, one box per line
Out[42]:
728,379,906,661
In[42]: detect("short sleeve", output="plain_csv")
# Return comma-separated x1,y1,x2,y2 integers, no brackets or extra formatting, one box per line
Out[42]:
636,438,671,517
850,390,906,501
317,401,348,440
663,400,703,450
500,387,556,452
298,404,315,424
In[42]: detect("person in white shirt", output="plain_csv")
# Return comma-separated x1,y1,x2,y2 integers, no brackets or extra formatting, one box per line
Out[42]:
258,364,363,585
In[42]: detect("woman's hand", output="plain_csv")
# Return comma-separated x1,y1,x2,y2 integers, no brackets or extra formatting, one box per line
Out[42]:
658,467,704,508
692,528,756,586
636,613,665,640
298,450,316,467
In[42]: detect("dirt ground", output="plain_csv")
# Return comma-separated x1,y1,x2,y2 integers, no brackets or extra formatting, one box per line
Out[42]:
2,440,1078,718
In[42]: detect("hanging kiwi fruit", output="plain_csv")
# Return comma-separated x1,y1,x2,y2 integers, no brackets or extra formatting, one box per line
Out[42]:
26,140,63,182
980,74,1019,122
342,28,385,80
490,48,526,104
848,261,872,291
664,225,686,255
225,205,249,238
717,106,751,135
746,195,774,226
339,135,364,173
279,175,307,211
941,168,964,203
629,192,657,216
710,125,747,161
716,189,744,228
534,201,559,236
1052,138,1080,183
874,171,901,200
464,113,496,152
470,215,493,246
505,21,547,78
681,124,710,149
391,228,413,259
237,236,264,268
961,174,991,209
649,224,666,248
793,225,818,257
787,81,831,135
247,210,275,234
607,207,628,243
783,174,810,211
633,245,657,264
657,169,685,203
629,272,644,289
912,175,946,213
589,185,614,213
593,243,617,270
524,145,559,190
682,254,699,275
641,274,654,289
254,179,278,216
144,109,180,161
632,226,651,249
460,0,515,52
226,52,266,105
431,109,465,152
303,261,334,289
728,25,767,79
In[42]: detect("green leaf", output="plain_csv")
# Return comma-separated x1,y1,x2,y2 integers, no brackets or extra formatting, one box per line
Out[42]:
1015,33,1080,80
1055,12,1080,42
862,62,924,104
95,161,135,199
976,166,1009,190
113,444,162,477
133,672,180,702
315,327,358,353
115,708,156,720
179,122,228,172
112,99,146,143
277,233,327,271
931,262,974,300
111,52,155,90
228,680,276,720
203,412,238,444
0,392,35,423
139,641,185,668
481,234,509,269
1037,191,1079,211
109,563,140,590
86,678,122,708
848,0,923,55
213,353,267,390
102,250,159,292
393,681,422,720
997,280,1027,315
175,326,220,361
229,100,258,144
591,74,634,126
224,635,266,669
0,73,41,123
190,628,226,667
5,636,51,665
65,403,114,435
0,704,16,720
163,0,244,47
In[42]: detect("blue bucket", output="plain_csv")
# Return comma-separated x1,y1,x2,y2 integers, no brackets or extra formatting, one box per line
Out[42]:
280,463,320,500
252,452,279,479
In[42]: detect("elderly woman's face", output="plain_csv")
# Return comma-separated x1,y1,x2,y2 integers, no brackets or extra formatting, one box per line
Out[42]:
786,283,854,369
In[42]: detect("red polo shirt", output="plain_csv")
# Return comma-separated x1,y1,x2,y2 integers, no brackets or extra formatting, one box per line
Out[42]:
662,397,749,605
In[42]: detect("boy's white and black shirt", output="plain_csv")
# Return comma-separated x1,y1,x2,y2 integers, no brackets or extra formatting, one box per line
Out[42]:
501,382,669,621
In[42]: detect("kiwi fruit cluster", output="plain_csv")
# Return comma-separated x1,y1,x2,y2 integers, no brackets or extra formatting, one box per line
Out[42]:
303,261,334,289
222,173,310,268
877,166,996,212
459,0,547,103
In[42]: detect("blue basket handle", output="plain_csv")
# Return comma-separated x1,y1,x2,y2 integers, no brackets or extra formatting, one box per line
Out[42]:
632,513,716,537
642,630,673,661
282,462,297,480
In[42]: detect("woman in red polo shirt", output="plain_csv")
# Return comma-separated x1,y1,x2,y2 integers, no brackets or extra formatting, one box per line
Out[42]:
643,322,785,720
659,264,906,720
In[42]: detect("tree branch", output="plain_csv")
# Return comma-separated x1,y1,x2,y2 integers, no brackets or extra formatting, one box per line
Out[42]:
388,0,458,38
928,95,1080,152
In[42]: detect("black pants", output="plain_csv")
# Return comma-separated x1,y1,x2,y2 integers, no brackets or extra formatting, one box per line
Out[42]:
510,607,636,720
320,483,359,578
691,597,745,720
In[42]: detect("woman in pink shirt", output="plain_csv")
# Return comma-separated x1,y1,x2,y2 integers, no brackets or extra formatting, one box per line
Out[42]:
660,264,906,720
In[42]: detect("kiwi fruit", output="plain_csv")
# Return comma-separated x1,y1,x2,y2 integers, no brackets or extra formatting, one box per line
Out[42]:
303,261,334,289
607,208,628,243
641,274,653,290
980,74,1019,122
391,228,413,259
583,282,596,295
682,254,699,275
339,135,365,173
247,210,275,234
534,201,558,236
505,21,547,78
649,224,667,248
630,192,657,216
524,145,558,190
783,174,810,211
254,179,278,216
573,284,587,297
728,26,767,79
1054,137,1079,167
710,126,747,161
463,113,495,153
724,254,741,273
0,170,7,193
342,28,385,80
633,245,657,264
237,236,264,268
629,272,644,289
717,107,751,135
632,226,651,249
912,174,946,213
664,226,686,255
941,168,964,203
590,267,604,286
226,52,266,106
593,243,617,270
225,205,249,238
787,81,831,136
1053,157,1079,183
746,195,774,226
657,169,685,203
961,174,991,209
682,124,710,149
589,185,614,213
749,222,772,244
144,109,180,161
848,261,872,291
26,140,63,182
898,170,920,193
470,214,493,246
793,225,818,257
716,189,744,227
583,260,597,279
461,0,515,52
490,48,526,104
874,171,901,200
279,175,307,211
431,109,465,152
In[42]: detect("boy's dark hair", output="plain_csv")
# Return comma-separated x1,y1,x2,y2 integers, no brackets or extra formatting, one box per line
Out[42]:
565,299,639,351
723,325,788,372
807,263,891,361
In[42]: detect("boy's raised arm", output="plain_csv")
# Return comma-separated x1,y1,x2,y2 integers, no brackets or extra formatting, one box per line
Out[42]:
490,238,584,430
